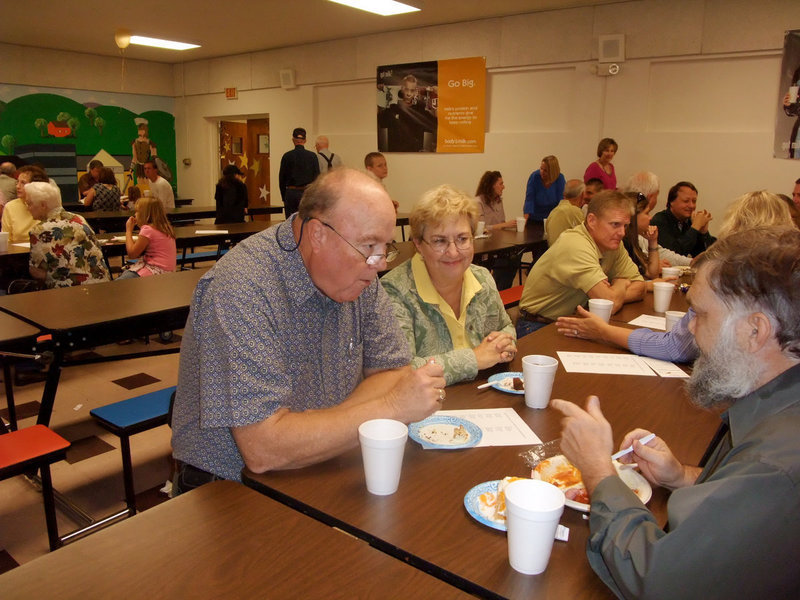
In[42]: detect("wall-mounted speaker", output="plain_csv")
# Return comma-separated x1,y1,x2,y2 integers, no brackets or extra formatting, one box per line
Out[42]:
280,68,297,90
598,34,625,63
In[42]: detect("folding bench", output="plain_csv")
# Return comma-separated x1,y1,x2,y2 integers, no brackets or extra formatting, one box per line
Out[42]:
89,386,176,517
178,247,228,269
0,425,70,551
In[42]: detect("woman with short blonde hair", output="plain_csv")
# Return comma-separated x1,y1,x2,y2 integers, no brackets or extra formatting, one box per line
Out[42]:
382,184,516,385
409,183,479,240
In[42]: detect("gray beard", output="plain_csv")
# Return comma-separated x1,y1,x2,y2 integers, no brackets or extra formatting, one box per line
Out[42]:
687,317,763,410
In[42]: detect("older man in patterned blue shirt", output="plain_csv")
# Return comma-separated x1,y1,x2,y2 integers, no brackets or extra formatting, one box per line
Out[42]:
171,168,445,492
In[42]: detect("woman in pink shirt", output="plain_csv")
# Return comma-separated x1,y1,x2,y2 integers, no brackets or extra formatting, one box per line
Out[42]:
118,195,177,278
583,137,618,190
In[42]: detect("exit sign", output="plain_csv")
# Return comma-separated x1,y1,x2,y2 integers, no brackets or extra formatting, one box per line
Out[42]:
225,87,237,100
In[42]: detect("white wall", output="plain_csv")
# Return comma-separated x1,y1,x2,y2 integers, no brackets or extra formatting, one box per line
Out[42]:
168,0,800,233
5,0,800,233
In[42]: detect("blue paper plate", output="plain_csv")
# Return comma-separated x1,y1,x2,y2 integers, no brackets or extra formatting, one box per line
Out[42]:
408,415,482,449
487,371,525,395
464,480,505,531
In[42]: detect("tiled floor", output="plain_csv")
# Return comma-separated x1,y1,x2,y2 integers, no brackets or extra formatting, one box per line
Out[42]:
0,338,181,571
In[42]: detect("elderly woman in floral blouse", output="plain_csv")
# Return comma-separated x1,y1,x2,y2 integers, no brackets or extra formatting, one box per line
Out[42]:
25,182,110,288
381,184,516,386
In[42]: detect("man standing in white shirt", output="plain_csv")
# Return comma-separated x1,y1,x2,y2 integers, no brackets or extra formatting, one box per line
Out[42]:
143,159,174,209
314,136,343,173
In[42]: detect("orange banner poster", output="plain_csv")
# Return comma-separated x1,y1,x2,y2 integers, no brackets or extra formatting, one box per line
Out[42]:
376,57,486,154
436,57,486,154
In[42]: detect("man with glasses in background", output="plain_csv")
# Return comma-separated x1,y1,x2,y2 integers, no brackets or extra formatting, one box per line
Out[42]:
171,168,446,493
517,190,645,338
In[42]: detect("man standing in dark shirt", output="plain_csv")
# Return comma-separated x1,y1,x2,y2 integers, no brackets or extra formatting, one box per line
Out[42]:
650,181,716,257
278,127,320,218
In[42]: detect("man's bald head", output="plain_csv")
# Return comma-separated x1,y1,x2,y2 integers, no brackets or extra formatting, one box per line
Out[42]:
564,179,586,206
299,168,392,222
315,136,329,152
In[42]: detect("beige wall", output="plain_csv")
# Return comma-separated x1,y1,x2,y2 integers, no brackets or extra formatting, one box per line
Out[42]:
0,43,173,97
4,0,800,231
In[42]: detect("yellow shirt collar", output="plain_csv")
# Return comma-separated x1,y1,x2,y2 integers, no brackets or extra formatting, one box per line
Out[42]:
411,253,481,349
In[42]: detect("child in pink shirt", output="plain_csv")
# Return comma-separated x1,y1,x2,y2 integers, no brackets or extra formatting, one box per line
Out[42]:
118,195,177,278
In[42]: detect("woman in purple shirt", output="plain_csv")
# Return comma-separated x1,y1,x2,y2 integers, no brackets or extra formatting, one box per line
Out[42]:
584,138,618,190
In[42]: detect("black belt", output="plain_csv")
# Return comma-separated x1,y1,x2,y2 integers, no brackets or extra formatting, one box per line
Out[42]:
175,460,221,488
518,308,554,324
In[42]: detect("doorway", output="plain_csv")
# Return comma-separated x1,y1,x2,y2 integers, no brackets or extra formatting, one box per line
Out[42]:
219,118,271,214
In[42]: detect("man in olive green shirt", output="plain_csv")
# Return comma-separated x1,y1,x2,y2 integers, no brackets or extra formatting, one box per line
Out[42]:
518,190,645,337
545,178,587,246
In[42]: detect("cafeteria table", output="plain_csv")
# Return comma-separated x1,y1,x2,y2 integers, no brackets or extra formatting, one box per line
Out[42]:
1,214,427,269
0,268,208,426
97,220,280,265
0,480,471,599
243,324,719,599
80,205,219,232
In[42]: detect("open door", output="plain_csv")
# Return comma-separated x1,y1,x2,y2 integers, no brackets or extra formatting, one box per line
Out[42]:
219,118,271,217
246,119,270,213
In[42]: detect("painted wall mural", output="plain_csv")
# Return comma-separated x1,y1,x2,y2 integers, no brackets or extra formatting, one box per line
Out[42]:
0,89,175,203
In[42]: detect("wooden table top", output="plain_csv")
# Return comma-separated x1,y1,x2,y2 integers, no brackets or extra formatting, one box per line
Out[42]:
243,324,718,599
1,214,432,263
96,220,280,254
0,268,207,339
0,481,470,599
81,205,217,221
0,312,40,350
0,241,31,258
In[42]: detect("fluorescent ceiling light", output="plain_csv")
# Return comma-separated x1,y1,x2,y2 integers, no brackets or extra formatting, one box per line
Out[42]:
328,0,420,17
129,35,200,51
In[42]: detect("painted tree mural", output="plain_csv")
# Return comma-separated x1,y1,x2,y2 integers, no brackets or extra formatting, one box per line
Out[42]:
1,134,15,154
0,92,176,189
34,118,48,137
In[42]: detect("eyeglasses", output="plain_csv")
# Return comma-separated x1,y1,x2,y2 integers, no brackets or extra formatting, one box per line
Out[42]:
317,220,398,266
422,234,473,254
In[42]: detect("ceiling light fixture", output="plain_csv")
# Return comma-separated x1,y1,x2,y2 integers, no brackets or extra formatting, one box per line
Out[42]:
129,35,200,51
328,0,420,17
115,29,131,50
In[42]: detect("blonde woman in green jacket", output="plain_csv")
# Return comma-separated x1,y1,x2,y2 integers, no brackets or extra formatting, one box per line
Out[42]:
381,184,516,386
